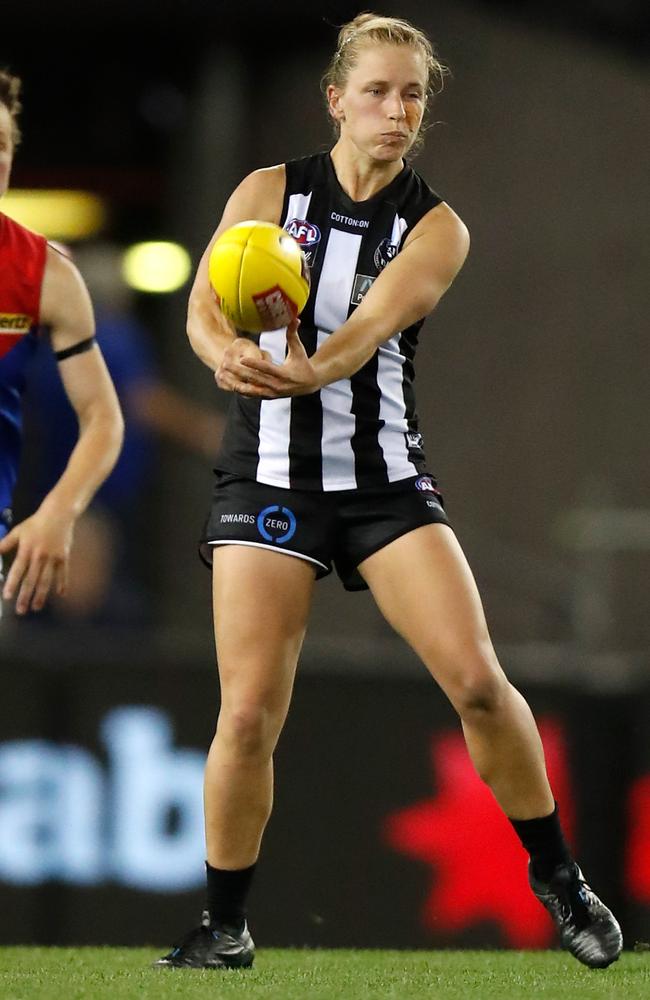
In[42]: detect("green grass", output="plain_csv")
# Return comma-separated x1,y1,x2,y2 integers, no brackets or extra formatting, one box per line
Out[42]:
0,948,648,1000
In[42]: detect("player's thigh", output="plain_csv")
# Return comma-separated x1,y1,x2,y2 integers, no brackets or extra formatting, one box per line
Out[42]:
212,544,316,710
359,523,502,691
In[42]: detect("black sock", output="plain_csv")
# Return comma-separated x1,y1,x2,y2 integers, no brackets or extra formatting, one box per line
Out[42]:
509,802,573,882
205,861,256,930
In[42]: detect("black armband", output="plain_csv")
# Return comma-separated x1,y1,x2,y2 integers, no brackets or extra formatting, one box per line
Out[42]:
54,336,96,362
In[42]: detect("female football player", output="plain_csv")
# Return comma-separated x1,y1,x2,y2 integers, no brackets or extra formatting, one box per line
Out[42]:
156,14,621,971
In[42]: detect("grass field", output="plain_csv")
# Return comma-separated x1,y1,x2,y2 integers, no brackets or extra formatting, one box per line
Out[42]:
0,948,648,1000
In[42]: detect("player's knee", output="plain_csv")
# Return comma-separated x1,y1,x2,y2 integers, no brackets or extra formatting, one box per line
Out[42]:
450,656,509,719
217,702,278,758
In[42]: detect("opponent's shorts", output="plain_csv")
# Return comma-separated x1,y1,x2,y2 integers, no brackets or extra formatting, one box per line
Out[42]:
200,471,452,591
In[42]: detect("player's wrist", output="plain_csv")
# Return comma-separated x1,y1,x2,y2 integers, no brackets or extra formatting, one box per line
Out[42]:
309,356,331,392
37,489,84,525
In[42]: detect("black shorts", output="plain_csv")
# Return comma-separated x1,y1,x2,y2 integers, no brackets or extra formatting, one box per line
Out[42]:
200,471,452,591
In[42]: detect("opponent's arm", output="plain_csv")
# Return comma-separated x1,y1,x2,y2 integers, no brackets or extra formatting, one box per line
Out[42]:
187,165,286,374
0,247,123,613
233,202,470,397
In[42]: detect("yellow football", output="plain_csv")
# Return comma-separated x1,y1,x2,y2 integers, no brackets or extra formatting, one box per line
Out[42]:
208,220,310,334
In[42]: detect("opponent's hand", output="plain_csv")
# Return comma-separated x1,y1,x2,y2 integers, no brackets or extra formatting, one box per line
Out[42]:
236,320,320,398
0,508,74,615
215,337,272,393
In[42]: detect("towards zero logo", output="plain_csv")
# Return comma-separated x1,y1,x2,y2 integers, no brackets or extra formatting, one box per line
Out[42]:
256,505,297,544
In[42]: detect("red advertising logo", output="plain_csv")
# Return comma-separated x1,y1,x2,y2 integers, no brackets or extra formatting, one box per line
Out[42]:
383,720,573,946
626,774,650,902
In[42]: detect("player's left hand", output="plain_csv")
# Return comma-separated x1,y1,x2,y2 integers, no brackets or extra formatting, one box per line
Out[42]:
0,508,74,615
234,320,321,398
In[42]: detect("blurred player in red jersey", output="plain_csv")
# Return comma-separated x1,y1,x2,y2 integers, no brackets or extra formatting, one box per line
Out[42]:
0,69,123,616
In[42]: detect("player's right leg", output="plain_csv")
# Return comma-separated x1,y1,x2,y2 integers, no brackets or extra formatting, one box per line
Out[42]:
154,545,315,969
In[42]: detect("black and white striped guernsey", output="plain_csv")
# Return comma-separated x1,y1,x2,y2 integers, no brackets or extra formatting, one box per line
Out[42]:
216,151,442,491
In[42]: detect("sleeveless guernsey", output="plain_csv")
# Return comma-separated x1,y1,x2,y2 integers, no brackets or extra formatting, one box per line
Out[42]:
216,151,442,492
0,212,47,534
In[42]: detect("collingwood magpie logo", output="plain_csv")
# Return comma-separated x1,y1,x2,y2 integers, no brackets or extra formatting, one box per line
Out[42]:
374,238,398,271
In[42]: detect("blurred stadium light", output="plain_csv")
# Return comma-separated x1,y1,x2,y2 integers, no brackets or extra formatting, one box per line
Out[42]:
121,241,192,293
1,189,107,240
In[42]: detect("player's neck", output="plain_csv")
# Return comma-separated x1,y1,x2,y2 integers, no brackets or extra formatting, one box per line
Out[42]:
330,141,404,203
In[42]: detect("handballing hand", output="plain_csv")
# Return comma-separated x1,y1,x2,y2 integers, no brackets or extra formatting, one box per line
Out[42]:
235,320,320,398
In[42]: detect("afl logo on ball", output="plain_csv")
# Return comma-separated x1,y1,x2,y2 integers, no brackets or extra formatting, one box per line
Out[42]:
285,219,321,267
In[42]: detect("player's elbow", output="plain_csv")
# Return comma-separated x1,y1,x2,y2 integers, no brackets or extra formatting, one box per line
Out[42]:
86,395,125,453
99,401,125,460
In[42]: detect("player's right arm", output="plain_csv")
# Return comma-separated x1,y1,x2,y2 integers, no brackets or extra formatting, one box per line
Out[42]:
186,165,286,373
0,247,123,614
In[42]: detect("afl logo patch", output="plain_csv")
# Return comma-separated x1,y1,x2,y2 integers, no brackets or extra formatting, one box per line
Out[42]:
285,219,321,267
257,505,297,545
415,476,437,493
374,238,398,271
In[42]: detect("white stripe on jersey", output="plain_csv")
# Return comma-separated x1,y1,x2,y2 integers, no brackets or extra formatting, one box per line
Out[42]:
256,192,315,487
314,227,363,489
256,330,291,486
376,334,418,481
316,329,356,489
377,214,416,481
314,227,362,333
283,192,313,232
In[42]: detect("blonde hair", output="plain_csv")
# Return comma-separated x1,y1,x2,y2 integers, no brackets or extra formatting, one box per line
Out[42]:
321,12,448,145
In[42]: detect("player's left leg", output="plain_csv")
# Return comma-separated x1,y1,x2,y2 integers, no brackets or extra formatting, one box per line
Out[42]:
359,523,622,968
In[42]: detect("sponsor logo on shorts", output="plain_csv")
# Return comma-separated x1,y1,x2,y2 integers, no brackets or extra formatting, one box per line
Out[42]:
426,499,442,509
373,237,398,271
351,273,375,306
220,513,255,525
256,505,297,545
415,476,437,494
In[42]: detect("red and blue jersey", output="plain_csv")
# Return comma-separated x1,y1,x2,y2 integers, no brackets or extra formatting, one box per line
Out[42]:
0,211,47,536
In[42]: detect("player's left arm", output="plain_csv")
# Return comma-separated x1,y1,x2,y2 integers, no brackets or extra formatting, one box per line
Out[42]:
234,202,469,397
0,246,124,614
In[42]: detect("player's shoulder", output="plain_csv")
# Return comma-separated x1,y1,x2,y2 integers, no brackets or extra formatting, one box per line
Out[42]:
227,164,286,224
43,241,81,284
237,163,286,201
413,200,470,248
40,243,91,330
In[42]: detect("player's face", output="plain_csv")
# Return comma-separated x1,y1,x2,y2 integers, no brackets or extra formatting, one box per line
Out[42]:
0,105,14,198
330,43,427,162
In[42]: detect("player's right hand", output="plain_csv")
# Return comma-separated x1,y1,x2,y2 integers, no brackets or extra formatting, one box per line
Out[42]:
215,337,272,394
0,509,73,615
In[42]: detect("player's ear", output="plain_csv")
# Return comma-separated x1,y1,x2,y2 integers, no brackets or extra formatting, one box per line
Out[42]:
327,85,345,123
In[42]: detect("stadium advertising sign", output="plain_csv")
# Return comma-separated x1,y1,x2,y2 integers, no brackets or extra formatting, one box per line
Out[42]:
0,707,205,890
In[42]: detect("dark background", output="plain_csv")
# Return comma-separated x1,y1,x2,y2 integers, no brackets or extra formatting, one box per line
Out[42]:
1,0,648,949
